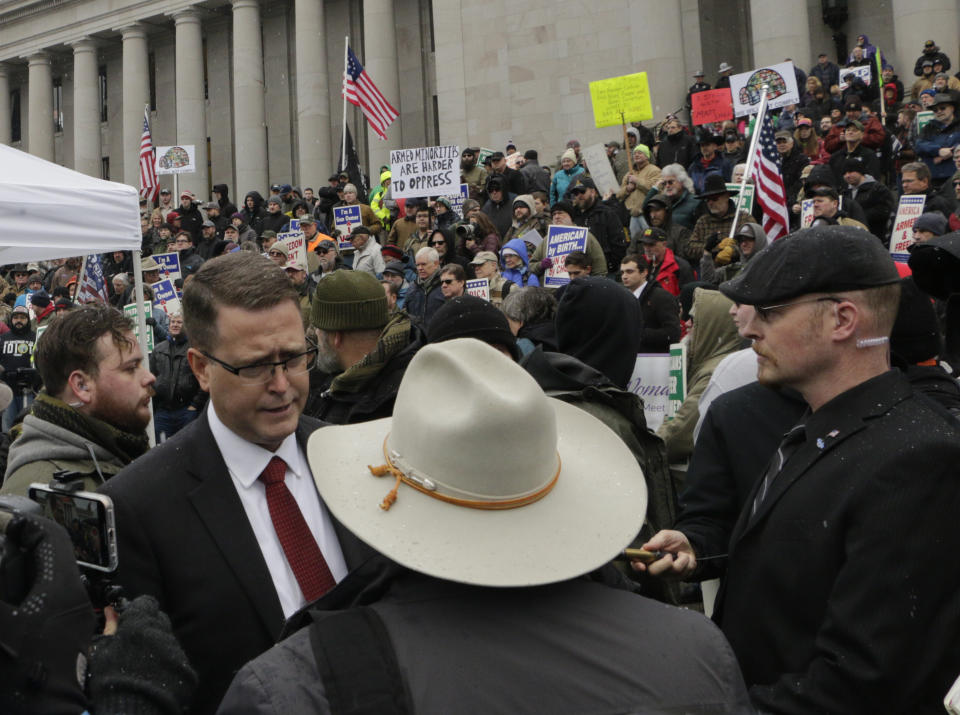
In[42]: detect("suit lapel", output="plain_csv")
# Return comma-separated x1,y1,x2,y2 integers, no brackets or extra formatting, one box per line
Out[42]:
186,413,286,639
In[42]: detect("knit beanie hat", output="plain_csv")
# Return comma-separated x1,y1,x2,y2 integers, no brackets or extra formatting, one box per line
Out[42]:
311,270,389,331
561,148,577,163
426,295,519,360
266,195,282,206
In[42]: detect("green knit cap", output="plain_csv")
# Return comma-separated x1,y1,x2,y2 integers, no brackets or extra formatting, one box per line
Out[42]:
311,270,389,331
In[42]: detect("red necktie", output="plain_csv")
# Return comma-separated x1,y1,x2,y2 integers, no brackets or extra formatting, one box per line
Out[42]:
258,456,336,601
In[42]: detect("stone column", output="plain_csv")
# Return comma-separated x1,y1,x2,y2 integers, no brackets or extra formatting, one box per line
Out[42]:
174,9,208,199
232,0,267,196
627,3,685,119
750,0,811,72
122,25,150,186
362,0,401,175
892,0,959,80
294,0,331,191
71,39,101,177
0,65,10,145
27,53,54,161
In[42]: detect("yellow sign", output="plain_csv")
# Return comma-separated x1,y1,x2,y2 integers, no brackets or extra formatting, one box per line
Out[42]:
589,72,653,128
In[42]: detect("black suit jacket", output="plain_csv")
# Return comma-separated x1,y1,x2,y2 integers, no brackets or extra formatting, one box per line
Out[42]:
99,411,375,714
713,371,960,714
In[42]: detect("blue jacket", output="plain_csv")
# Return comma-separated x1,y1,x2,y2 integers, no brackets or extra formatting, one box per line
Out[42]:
550,165,585,205
687,155,733,195
404,270,445,325
500,238,540,287
916,118,960,182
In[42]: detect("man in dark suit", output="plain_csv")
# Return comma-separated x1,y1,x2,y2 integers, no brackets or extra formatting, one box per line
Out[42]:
100,252,374,714
640,226,960,713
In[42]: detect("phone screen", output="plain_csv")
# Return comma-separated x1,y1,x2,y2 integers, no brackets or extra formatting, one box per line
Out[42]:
27,488,115,571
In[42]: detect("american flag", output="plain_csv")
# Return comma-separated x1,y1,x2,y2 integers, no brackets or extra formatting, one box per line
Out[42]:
342,45,398,141
749,111,790,239
76,254,110,304
139,107,159,202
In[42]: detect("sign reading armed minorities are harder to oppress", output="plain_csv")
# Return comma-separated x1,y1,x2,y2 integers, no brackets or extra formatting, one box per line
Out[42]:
390,145,461,199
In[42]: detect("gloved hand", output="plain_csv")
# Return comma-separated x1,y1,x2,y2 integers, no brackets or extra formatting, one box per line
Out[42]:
87,595,197,715
703,232,722,255
144,317,157,327
0,511,95,715
539,258,553,271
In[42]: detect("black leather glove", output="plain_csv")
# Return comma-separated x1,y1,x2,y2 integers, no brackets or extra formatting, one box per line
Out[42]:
87,595,197,715
144,317,157,327
703,232,722,254
0,511,95,715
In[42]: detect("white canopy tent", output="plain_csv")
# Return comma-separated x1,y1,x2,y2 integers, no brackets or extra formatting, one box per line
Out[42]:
0,143,154,442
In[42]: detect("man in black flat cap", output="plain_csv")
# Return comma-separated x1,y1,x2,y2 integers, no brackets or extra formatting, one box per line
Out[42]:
642,225,960,713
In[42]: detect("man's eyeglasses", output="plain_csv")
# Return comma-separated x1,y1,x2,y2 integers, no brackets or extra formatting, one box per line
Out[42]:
201,341,318,385
440,278,458,285
754,296,841,321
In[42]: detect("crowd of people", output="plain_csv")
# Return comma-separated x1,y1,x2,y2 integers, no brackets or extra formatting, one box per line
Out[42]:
2,34,960,715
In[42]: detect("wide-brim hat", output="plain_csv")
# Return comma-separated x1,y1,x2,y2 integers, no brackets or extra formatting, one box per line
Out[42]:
931,92,958,108
140,256,161,272
718,62,733,73
697,174,737,199
307,339,647,588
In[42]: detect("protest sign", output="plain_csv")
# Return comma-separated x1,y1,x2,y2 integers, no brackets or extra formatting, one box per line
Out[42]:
692,88,734,125
589,72,654,128
465,278,490,301
288,218,300,233
543,225,588,287
730,61,800,117
581,144,620,197
155,145,196,175
390,145,460,199
916,110,935,133
152,252,181,282
150,278,182,317
729,183,755,214
627,354,672,431
442,184,470,218
505,152,523,170
838,65,872,90
476,147,494,166
800,198,815,228
889,194,926,262
279,231,307,268
123,302,155,352
333,205,362,236
669,342,687,418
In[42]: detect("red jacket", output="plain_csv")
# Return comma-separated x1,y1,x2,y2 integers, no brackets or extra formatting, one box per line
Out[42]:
823,115,886,153
652,248,681,297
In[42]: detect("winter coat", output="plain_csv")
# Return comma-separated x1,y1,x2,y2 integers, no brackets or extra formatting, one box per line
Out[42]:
177,201,204,242
351,238,385,277
635,192,693,258
549,165,585,205
150,334,202,411
779,146,810,207
914,47,951,77
688,201,758,266
699,222,769,286
404,270,446,326
481,181,518,238
500,238,539,287
2,415,128,496
520,159,551,195
687,154,733,195
637,280,681,353
657,131,698,169
644,186,701,231
213,184,238,218
529,231,608,279
260,210,290,234
823,115,886,153
916,116,960,182
843,177,896,243
810,60,840,90
620,166,661,216
576,199,628,273
656,289,742,464
828,143,881,185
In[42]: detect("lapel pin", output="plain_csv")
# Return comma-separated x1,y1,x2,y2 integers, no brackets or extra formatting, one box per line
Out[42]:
816,438,825,449
827,429,839,438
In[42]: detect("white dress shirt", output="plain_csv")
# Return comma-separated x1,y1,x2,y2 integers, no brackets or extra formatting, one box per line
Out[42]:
208,403,348,618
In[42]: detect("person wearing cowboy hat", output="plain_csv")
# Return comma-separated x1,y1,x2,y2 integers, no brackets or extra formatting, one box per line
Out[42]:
217,338,751,713
686,69,711,112
687,131,732,196
689,174,758,268
715,61,734,89
916,91,960,187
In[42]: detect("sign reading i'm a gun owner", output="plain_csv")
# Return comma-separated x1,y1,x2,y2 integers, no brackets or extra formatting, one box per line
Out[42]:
390,145,460,199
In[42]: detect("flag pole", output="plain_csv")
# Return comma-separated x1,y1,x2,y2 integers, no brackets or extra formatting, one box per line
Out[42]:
131,248,156,447
76,255,88,304
728,85,769,240
341,36,349,170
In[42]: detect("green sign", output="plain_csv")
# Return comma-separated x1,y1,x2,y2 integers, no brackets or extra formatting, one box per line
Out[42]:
667,342,686,418
729,183,755,214
123,301,155,353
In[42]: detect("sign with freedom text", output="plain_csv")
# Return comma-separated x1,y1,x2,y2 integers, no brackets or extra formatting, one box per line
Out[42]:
889,194,926,262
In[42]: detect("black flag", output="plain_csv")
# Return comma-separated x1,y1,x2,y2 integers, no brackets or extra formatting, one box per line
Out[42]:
338,126,370,199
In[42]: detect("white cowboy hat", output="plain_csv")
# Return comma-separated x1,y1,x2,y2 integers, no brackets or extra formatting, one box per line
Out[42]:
308,338,647,588
718,62,734,73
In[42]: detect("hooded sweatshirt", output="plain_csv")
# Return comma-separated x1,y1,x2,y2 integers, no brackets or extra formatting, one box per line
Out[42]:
500,238,539,288
213,184,238,217
656,288,743,463
556,276,642,389
242,191,267,236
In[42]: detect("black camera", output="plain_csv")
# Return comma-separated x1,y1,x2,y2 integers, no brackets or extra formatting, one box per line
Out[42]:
10,367,39,391
456,223,477,239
